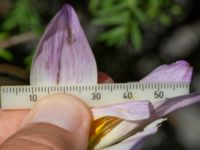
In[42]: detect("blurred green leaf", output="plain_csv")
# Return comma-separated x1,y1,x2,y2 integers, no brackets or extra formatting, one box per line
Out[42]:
98,26,127,46
89,0,100,12
2,0,41,33
0,32,10,40
23,53,34,68
89,0,184,49
159,14,171,25
0,49,13,61
131,22,142,50
132,7,146,23
95,2,127,16
170,5,182,15
92,12,129,25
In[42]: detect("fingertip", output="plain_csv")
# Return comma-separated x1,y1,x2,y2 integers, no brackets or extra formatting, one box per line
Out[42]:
21,94,92,132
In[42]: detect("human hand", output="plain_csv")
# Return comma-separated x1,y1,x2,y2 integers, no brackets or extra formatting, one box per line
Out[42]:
0,94,92,150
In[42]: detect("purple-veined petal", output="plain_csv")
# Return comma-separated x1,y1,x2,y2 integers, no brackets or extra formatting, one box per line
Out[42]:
92,101,152,121
92,93,200,149
30,4,97,85
93,60,193,121
154,93,200,118
102,119,166,150
140,60,192,83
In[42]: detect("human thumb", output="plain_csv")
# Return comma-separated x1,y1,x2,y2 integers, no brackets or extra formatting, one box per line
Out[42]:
0,94,92,150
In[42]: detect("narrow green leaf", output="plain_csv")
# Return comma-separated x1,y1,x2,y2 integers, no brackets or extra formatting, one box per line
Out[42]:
131,22,142,50
0,49,13,61
24,53,34,68
95,1,127,16
132,7,147,23
92,12,129,25
89,0,100,12
98,26,127,46
147,0,162,19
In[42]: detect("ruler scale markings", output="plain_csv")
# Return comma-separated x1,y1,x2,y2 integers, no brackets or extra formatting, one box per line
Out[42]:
34,87,37,93
119,84,122,90
44,86,47,93
71,86,73,92
157,83,160,90
123,84,125,91
104,86,107,91
116,83,119,90
78,86,81,93
47,86,49,94
110,85,113,92
113,84,116,90
0,83,190,109
166,83,169,89
82,86,84,92
97,84,99,91
31,87,33,94
125,84,128,91
101,85,103,90
95,85,97,92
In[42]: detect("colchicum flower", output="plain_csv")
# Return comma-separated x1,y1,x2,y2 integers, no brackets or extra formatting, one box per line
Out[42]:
30,4,200,150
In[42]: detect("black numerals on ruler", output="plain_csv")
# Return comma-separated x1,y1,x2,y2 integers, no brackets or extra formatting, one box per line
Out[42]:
91,92,101,100
123,91,133,99
154,90,164,99
29,94,38,102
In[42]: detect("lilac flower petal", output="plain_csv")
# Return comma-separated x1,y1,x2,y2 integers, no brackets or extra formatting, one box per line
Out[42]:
30,4,97,85
92,61,194,149
154,93,200,117
92,101,152,120
102,119,165,150
140,60,193,83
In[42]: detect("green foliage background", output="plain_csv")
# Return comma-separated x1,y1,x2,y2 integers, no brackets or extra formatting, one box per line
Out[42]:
89,0,182,49
0,0,183,65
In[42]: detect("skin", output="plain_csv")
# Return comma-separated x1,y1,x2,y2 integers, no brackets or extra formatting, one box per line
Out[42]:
0,72,113,150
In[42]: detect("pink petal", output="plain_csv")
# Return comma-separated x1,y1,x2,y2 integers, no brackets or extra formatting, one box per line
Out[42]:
140,60,193,83
30,4,97,85
97,93,200,149
92,101,152,120
154,93,200,118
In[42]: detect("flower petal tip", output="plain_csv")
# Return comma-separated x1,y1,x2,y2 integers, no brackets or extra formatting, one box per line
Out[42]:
141,60,193,83
30,4,97,85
